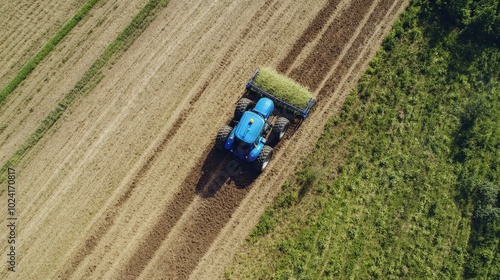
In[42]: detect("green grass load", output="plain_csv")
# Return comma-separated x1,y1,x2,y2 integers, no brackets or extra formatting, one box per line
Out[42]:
252,67,313,109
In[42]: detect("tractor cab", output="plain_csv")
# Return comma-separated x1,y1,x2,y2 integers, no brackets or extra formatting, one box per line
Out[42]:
252,98,274,120
225,109,266,160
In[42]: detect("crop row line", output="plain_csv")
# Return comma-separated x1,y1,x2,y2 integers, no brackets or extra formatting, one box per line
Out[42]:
0,0,171,186
0,0,101,107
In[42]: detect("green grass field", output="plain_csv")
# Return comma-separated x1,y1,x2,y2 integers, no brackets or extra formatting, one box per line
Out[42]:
228,0,499,278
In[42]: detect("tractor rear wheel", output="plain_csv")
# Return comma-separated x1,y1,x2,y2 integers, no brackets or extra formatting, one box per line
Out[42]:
270,117,290,144
234,98,253,121
216,125,232,151
253,145,273,172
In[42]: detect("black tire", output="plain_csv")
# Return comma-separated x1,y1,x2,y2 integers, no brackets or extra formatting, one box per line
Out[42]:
252,145,273,172
270,117,290,144
234,98,253,121
216,125,232,151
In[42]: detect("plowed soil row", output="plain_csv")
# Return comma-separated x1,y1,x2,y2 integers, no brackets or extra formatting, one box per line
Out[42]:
277,0,341,73
0,0,407,279
290,0,377,90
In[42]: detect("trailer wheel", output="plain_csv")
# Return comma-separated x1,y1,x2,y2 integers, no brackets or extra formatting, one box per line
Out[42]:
216,125,232,151
253,145,273,172
234,98,253,121
270,117,290,144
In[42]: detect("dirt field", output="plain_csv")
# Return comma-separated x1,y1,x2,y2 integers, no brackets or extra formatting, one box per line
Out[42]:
0,0,407,279
0,0,85,89
0,0,149,165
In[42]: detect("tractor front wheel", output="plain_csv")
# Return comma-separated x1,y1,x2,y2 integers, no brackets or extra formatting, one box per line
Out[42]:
216,125,232,151
253,145,273,172
234,98,253,121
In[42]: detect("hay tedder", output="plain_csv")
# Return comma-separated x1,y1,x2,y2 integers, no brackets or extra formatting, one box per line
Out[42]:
216,68,315,172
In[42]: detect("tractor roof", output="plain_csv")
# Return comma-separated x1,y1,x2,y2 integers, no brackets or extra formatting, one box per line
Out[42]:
234,111,265,143
253,98,274,120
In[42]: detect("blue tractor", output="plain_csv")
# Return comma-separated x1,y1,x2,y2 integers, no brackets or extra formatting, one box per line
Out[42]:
215,71,315,172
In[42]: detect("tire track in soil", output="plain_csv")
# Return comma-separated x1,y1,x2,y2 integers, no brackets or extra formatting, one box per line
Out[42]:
120,150,255,279
311,0,391,95
143,116,294,279
145,0,394,278
277,0,341,73
315,0,399,103
155,168,258,279
269,0,401,185
288,0,376,90
137,111,296,279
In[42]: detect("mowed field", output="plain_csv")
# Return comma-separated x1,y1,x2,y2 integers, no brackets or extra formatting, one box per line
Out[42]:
0,0,407,279
0,0,84,90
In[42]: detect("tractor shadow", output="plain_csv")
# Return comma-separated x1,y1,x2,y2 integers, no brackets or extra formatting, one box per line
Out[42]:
194,91,306,198
194,147,260,198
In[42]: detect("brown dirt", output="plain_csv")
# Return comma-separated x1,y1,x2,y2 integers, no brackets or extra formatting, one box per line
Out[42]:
0,0,408,279
290,0,377,90
277,0,341,73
